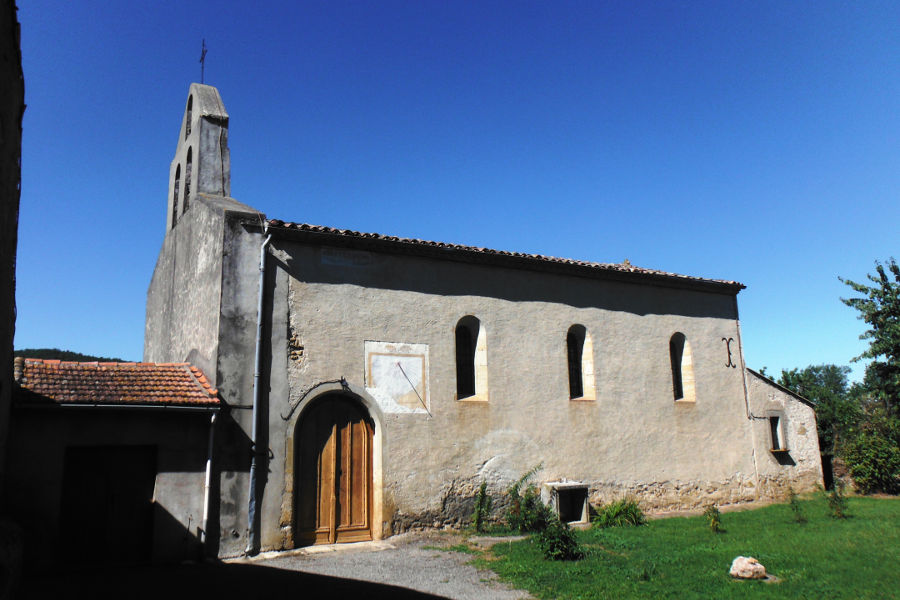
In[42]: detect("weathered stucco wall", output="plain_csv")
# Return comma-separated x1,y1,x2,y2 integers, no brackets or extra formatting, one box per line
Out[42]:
747,369,823,497
144,194,259,388
145,196,224,379
209,214,265,557
5,409,213,565
146,85,262,557
144,195,262,557
251,239,787,550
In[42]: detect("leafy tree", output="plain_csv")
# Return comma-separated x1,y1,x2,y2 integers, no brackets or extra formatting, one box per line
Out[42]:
778,364,857,456
840,259,900,417
838,260,900,494
842,414,900,493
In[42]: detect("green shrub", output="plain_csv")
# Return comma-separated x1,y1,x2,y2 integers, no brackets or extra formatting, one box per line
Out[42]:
842,427,900,494
703,504,723,533
506,464,552,533
536,516,583,561
591,498,646,529
788,487,807,524
473,480,493,533
825,480,849,519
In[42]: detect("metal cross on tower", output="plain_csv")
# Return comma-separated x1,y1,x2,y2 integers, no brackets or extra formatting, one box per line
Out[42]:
200,39,208,83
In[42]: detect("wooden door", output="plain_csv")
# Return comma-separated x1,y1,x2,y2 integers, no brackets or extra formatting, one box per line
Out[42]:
296,396,373,545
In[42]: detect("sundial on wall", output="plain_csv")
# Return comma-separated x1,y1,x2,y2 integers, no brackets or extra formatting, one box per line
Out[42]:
364,341,429,413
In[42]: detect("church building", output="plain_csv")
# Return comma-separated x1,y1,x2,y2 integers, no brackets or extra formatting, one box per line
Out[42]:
144,83,823,558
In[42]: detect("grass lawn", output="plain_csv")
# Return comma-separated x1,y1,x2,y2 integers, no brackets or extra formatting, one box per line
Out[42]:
468,496,900,599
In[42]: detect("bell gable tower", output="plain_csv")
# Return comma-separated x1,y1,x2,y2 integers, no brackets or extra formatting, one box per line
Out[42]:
166,83,231,231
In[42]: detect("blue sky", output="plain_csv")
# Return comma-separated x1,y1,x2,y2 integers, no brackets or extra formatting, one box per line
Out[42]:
14,1,899,382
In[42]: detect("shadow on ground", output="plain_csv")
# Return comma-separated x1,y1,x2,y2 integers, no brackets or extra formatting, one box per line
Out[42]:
18,561,449,600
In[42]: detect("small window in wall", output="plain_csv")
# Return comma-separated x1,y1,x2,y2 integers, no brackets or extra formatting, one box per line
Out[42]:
171,164,181,229
566,325,595,400
541,481,589,524
456,316,488,401
183,146,192,213
670,332,696,402
185,95,192,139
769,415,787,452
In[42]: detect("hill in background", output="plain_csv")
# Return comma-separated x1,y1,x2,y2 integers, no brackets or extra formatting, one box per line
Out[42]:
14,348,125,363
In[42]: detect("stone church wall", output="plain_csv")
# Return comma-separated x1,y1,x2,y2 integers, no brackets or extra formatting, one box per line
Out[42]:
143,84,824,557
255,237,795,547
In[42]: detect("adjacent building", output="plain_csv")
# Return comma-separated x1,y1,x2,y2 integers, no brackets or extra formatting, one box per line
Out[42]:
8,359,219,563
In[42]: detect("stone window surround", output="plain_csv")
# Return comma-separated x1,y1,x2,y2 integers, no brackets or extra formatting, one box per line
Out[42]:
541,480,589,524
767,410,788,452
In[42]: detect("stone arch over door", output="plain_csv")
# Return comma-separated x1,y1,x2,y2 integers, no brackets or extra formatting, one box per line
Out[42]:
286,383,384,546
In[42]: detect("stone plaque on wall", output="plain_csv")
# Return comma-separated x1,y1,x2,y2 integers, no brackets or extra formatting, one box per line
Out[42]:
364,341,429,414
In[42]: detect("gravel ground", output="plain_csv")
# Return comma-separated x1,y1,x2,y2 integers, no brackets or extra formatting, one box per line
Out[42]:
245,531,533,600
18,532,532,600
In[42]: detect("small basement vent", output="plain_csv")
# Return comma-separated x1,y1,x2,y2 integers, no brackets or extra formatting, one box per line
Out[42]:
542,481,589,524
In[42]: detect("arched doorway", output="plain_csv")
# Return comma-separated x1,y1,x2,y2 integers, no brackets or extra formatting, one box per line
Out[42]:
295,394,374,546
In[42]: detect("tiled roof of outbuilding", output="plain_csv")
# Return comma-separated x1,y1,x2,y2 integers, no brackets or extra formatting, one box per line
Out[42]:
266,220,746,291
13,358,220,407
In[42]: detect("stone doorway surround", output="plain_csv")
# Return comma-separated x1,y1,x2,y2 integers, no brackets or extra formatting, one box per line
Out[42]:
282,382,386,547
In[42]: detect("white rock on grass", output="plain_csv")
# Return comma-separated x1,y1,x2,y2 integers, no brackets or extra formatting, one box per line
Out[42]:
729,556,767,579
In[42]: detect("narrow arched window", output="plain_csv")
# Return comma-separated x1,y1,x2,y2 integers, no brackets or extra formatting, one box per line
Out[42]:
567,326,585,399
456,317,476,398
566,325,595,400
670,332,696,402
183,146,192,213
171,164,181,229
456,316,488,400
185,95,193,139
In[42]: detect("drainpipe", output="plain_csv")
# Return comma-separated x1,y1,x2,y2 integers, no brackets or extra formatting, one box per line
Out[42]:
733,294,761,496
732,295,751,420
247,225,272,555
201,411,218,547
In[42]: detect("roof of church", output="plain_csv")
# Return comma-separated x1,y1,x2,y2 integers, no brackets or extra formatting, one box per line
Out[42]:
13,358,220,408
266,220,746,292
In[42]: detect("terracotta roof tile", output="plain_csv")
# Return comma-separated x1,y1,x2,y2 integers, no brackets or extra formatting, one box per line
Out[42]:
266,220,745,291
12,358,220,408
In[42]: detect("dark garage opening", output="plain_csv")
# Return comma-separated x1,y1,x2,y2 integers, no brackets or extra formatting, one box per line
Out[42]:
60,445,158,565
